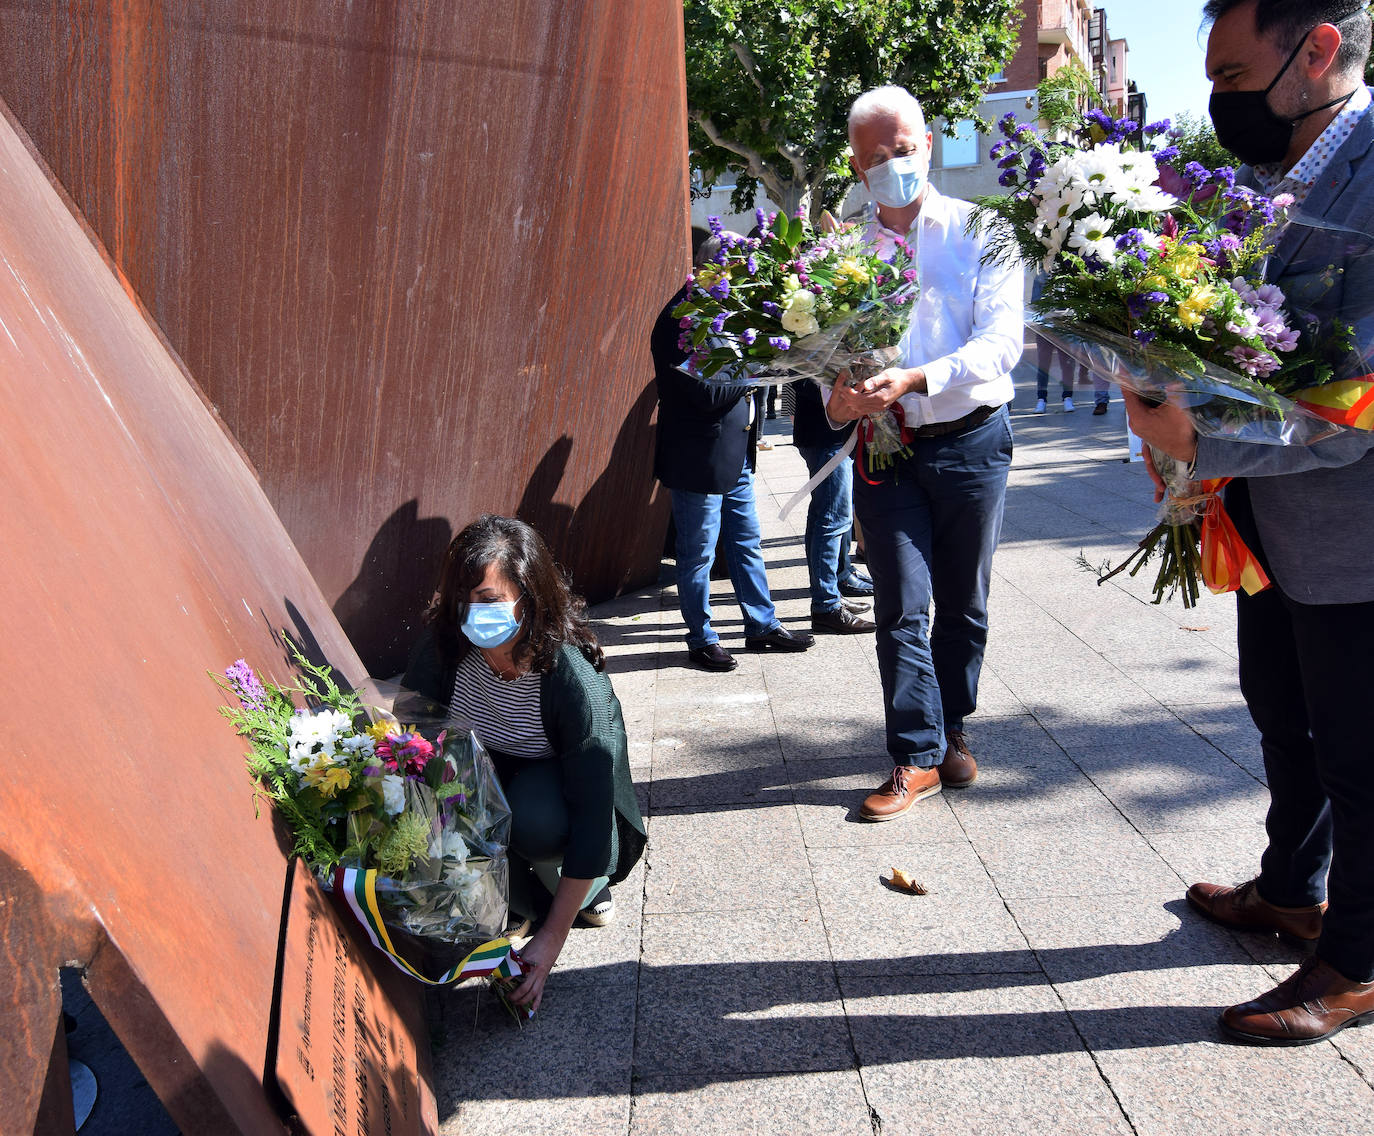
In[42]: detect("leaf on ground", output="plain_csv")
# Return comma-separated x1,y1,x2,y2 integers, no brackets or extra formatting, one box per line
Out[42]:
884,867,928,895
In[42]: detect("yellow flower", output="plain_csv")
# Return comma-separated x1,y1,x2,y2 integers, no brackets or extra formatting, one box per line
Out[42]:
1143,274,1169,292
1168,242,1205,281
837,257,870,285
366,719,396,744
1176,284,1219,329
304,762,351,797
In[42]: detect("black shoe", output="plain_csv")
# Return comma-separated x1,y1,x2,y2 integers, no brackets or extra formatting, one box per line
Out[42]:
838,574,874,598
1092,400,1109,415
688,643,738,671
744,626,815,652
812,606,877,634
841,598,872,615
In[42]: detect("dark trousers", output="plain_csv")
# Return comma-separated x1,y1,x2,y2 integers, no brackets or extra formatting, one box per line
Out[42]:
853,405,1012,767
1233,493,1374,982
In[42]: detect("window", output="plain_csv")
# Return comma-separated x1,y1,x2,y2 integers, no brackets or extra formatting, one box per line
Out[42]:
941,119,980,168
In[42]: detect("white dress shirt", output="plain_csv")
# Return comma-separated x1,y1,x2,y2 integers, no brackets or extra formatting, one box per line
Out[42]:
833,188,1024,428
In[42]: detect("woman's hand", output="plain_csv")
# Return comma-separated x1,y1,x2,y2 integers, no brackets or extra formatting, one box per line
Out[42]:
506,873,595,1013
508,923,567,1014
826,367,925,423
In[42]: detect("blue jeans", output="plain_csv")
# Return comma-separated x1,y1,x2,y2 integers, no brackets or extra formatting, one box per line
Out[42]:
670,464,779,649
797,441,856,613
853,406,1013,767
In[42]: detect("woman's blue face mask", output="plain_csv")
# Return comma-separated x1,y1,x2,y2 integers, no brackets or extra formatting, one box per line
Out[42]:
461,600,522,648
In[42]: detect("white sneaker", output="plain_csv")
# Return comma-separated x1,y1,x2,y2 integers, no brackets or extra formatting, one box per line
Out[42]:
1063,396,1075,413
1035,398,1046,413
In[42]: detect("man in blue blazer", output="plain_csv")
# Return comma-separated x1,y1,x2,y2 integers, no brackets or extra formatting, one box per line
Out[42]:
651,279,814,671
1128,0,1374,1045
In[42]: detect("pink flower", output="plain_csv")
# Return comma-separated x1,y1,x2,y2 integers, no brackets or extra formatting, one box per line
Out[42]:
376,730,435,776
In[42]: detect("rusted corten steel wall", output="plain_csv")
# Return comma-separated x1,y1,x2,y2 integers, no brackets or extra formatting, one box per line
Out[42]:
0,0,689,676
0,99,435,1133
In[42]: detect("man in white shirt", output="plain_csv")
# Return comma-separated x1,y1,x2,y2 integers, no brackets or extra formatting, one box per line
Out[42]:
826,86,1023,821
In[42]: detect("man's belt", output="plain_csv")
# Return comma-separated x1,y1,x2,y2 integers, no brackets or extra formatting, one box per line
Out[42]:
912,404,999,439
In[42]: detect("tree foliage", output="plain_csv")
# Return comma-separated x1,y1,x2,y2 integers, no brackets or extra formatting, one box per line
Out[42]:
1165,111,1233,173
1036,60,1100,134
685,0,1022,222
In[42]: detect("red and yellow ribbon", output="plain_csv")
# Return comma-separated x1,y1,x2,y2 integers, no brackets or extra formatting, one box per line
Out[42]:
1188,375,1374,598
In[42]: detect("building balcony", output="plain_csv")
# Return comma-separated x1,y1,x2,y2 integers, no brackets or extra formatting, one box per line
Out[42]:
1038,0,1093,68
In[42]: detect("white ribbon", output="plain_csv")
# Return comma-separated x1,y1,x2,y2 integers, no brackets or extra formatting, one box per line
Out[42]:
777,431,857,520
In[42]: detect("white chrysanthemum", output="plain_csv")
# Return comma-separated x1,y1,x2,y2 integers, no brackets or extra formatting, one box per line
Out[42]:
1067,213,1116,263
781,308,821,337
381,773,406,816
339,733,375,757
442,831,471,862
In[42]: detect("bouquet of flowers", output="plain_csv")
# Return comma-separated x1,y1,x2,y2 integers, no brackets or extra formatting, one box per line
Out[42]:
673,209,921,473
217,648,518,986
972,108,1354,605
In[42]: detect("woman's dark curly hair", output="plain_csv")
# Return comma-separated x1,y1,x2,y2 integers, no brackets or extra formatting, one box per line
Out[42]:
425,514,604,673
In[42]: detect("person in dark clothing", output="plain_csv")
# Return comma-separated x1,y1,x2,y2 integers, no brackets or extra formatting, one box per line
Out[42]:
650,274,815,671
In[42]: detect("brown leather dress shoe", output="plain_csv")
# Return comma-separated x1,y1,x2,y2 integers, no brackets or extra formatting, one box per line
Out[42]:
687,643,738,672
1186,879,1324,942
811,606,877,634
744,625,815,652
939,730,978,788
859,765,941,821
1221,957,1374,1045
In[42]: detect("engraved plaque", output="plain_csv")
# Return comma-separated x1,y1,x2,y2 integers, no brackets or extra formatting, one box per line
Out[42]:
274,858,436,1136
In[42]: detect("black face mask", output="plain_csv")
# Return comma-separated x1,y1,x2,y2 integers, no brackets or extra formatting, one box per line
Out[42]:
1209,29,1357,167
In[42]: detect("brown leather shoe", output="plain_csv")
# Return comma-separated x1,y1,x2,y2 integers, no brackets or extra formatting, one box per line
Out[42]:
811,606,877,634
859,765,941,821
1221,957,1374,1045
1186,879,1324,942
939,730,978,788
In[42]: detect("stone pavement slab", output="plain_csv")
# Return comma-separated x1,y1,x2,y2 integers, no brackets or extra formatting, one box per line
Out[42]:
430,389,1374,1134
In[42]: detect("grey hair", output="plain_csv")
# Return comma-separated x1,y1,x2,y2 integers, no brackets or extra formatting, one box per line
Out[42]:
847,85,926,144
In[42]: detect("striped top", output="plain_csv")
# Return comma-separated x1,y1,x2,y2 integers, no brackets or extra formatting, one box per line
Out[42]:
448,650,553,760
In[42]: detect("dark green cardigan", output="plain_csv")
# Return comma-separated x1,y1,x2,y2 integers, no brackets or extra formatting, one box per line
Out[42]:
402,631,646,884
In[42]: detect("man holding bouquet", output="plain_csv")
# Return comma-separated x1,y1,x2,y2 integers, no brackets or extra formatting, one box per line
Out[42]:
826,86,1023,819
1126,0,1374,1045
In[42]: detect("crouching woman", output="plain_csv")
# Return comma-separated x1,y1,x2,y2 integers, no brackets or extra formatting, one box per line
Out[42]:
403,514,645,1011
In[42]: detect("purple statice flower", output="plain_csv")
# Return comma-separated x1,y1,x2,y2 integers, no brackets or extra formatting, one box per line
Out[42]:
1145,291,1169,305
998,111,1019,137
710,312,727,333
1154,145,1180,164
708,215,724,235
1184,161,1211,186
1134,329,1157,345
678,315,693,329
1213,165,1236,188
768,335,791,351
1015,122,1036,138
225,659,268,712
1026,151,1047,181
1145,119,1171,136
756,208,768,232
713,245,729,265
903,267,918,283
746,255,758,274
990,140,1008,160
707,277,731,300
741,328,758,346
677,331,691,352
998,168,1018,187
361,764,383,778
761,300,781,318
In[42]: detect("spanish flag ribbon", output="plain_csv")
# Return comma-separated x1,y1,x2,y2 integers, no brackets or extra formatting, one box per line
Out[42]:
1294,377,1374,431
1193,477,1271,597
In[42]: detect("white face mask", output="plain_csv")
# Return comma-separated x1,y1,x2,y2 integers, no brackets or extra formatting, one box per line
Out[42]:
865,153,926,208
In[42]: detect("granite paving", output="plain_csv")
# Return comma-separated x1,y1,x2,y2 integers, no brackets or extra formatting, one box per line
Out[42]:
432,368,1374,1135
